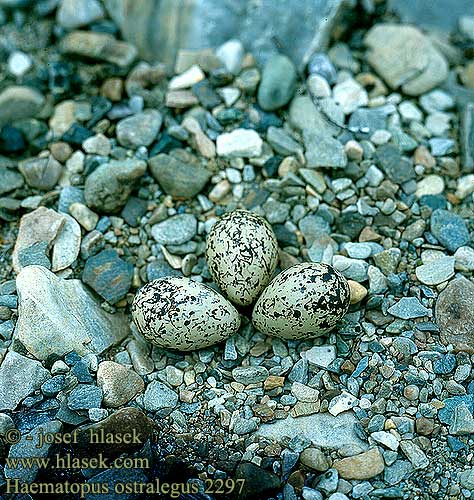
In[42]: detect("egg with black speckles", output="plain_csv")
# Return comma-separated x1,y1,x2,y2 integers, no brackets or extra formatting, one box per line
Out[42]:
252,262,350,340
206,210,279,306
131,277,240,351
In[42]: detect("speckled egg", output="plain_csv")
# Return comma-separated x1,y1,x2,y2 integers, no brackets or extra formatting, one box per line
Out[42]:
131,277,240,351
206,210,279,306
252,262,350,340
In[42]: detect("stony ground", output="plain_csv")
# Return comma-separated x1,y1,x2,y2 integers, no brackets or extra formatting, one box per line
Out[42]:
0,1,474,500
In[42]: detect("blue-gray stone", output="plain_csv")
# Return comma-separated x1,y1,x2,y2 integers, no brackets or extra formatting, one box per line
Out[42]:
433,353,456,374
438,395,474,426
388,297,430,319
298,214,331,246
430,209,470,252
146,260,181,281
58,186,85,214
17,241,51,270
0,295,17,309
348,107,388,137
0,167,24,195
82,249,133,304
121,196,148,227
419,194,446,210
151,214,197,246
384,460,413,485
67,384,103,410
71,361,93,383
308,52,337,84
258,54,297,111
0,320,14,340
430,137,455,156
41,375,66,397
376,144,414,183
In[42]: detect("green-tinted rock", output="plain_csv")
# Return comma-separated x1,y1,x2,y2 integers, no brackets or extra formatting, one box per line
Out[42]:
257,54,297,111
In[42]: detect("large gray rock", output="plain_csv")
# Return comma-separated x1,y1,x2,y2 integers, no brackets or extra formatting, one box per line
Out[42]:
365,24,448,96
14,266,130,360
104,0,348,69
388,0,474,35
256,411,368,450
84,158,147,213
0,86,45,127
0,351,50,410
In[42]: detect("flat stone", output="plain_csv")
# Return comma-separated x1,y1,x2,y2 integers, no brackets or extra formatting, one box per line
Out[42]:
332,255,369,282
334,448,385,480
97,361,144,407
13,207,67,273
304,130,347,169
430,209,470,253
289,95,342,137
454,246,474,272
0,167,24,195
460,103,474,173
169,64,205,90
60,30,137,67
82,249,133,304
436,277,474,352
449,403,474,435
143,381,178,411
298,215,331,245
266,126,303,157
333,78,368,114
365,24,448,95
399,440,429,469
328,392,358,416
388,297,430,319
18,241,51,270
256,412,368,451
116,109,162,148
84,158,147,213
0,86,45,127
257,54,297,111
104,0,348,69
0,351,50,411
415,256,455,285
371,431,399,451
151,214,197,246
376,144,414,183
51,214,82,272
18,155,62,191
4,420,62,483
232,366,269,384
149,154,211,199
67,384,103,410
14,266,129,360
57,0,104,29
303,345,336,368
216,128,263,158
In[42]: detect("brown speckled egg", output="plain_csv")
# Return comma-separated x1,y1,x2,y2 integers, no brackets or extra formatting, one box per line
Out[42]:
131,277,240,351
205,210,279,306
252,262,350,340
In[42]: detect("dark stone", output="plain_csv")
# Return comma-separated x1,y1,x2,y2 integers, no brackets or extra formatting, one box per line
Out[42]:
83,249,134,304
388,0,474,34
0,126,26,154
73,407,153,458
17,242,51,270
430,209,470,252
433,353,456,374
307,52,337,84
87,96,113,128
242,186,271,208
262,155,282,177
215,108,244,125
121,196,148,227
65,351,82,366
192,80,221,109
376,144,415,184
67,384,103,410
419,194,447,210
348,107,388,138
0,167,24,195
85,468,148,499
148,153,211,199
62,123,93,145
273,224,298,247
41,375,65,397
150,133,183,156
71,361,93,383
58,186,85,214
335,212,366,239
257,54,297,111
234,462,280,500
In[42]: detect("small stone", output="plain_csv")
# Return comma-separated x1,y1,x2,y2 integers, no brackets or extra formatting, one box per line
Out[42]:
232,366,268,385
83,133,111,156
333,78,368,114
69,202,99,231
7,51,32,77
388,297,430,319
68,384,103,410
18,241,51,270
169,64,205,90
165,90,199,108
216,39,244,74
372,248,401,275
416,175,445,197
328,391,358,416
454,246,474,272
303,345,336,368
97,361,144,408
371,431,399,451
0,351,50,411
0,167,24,195
415,256,455,285
57,0,104,29
430,209,470,252
332,255,369,282
334,448,385,480
144,381,178,411
19,155,62,191
399,440,429,469
257,54,297,111
116,110,162,148
300,448,331,471
291,382,320,402
60,31,137,68
84,159,147,213
348,280,368,304
376,144,414,184
267,126,304,157
82,249,133,304
216,128,263,158
0,86,45,127
151,214,197,246
304,130,347,169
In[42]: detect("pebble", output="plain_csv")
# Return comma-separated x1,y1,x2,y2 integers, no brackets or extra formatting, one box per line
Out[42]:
84,159,147,213
304,131,347,169
388,297,430,319
416,175,445,197
334,447,385,480
15,266,129,360
0,86,45,127
151,214,197,246
303,345,336,368
116,109,162,148
430,209,470,252
257,54,296,111
143,381,178,411
232,366,268,385
216,128,263,157
216,39,244,74
57,0,104,29
19,155,62,191
82,249,133,304
69,202,99,231
300,447,331,471
333,78,368,114
96,361,144,407
454,246,474,271
415,256,455,285
68,384,103,410
0,351,50,410
348,280,368,304
169,64,205,90
7,51,32,77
